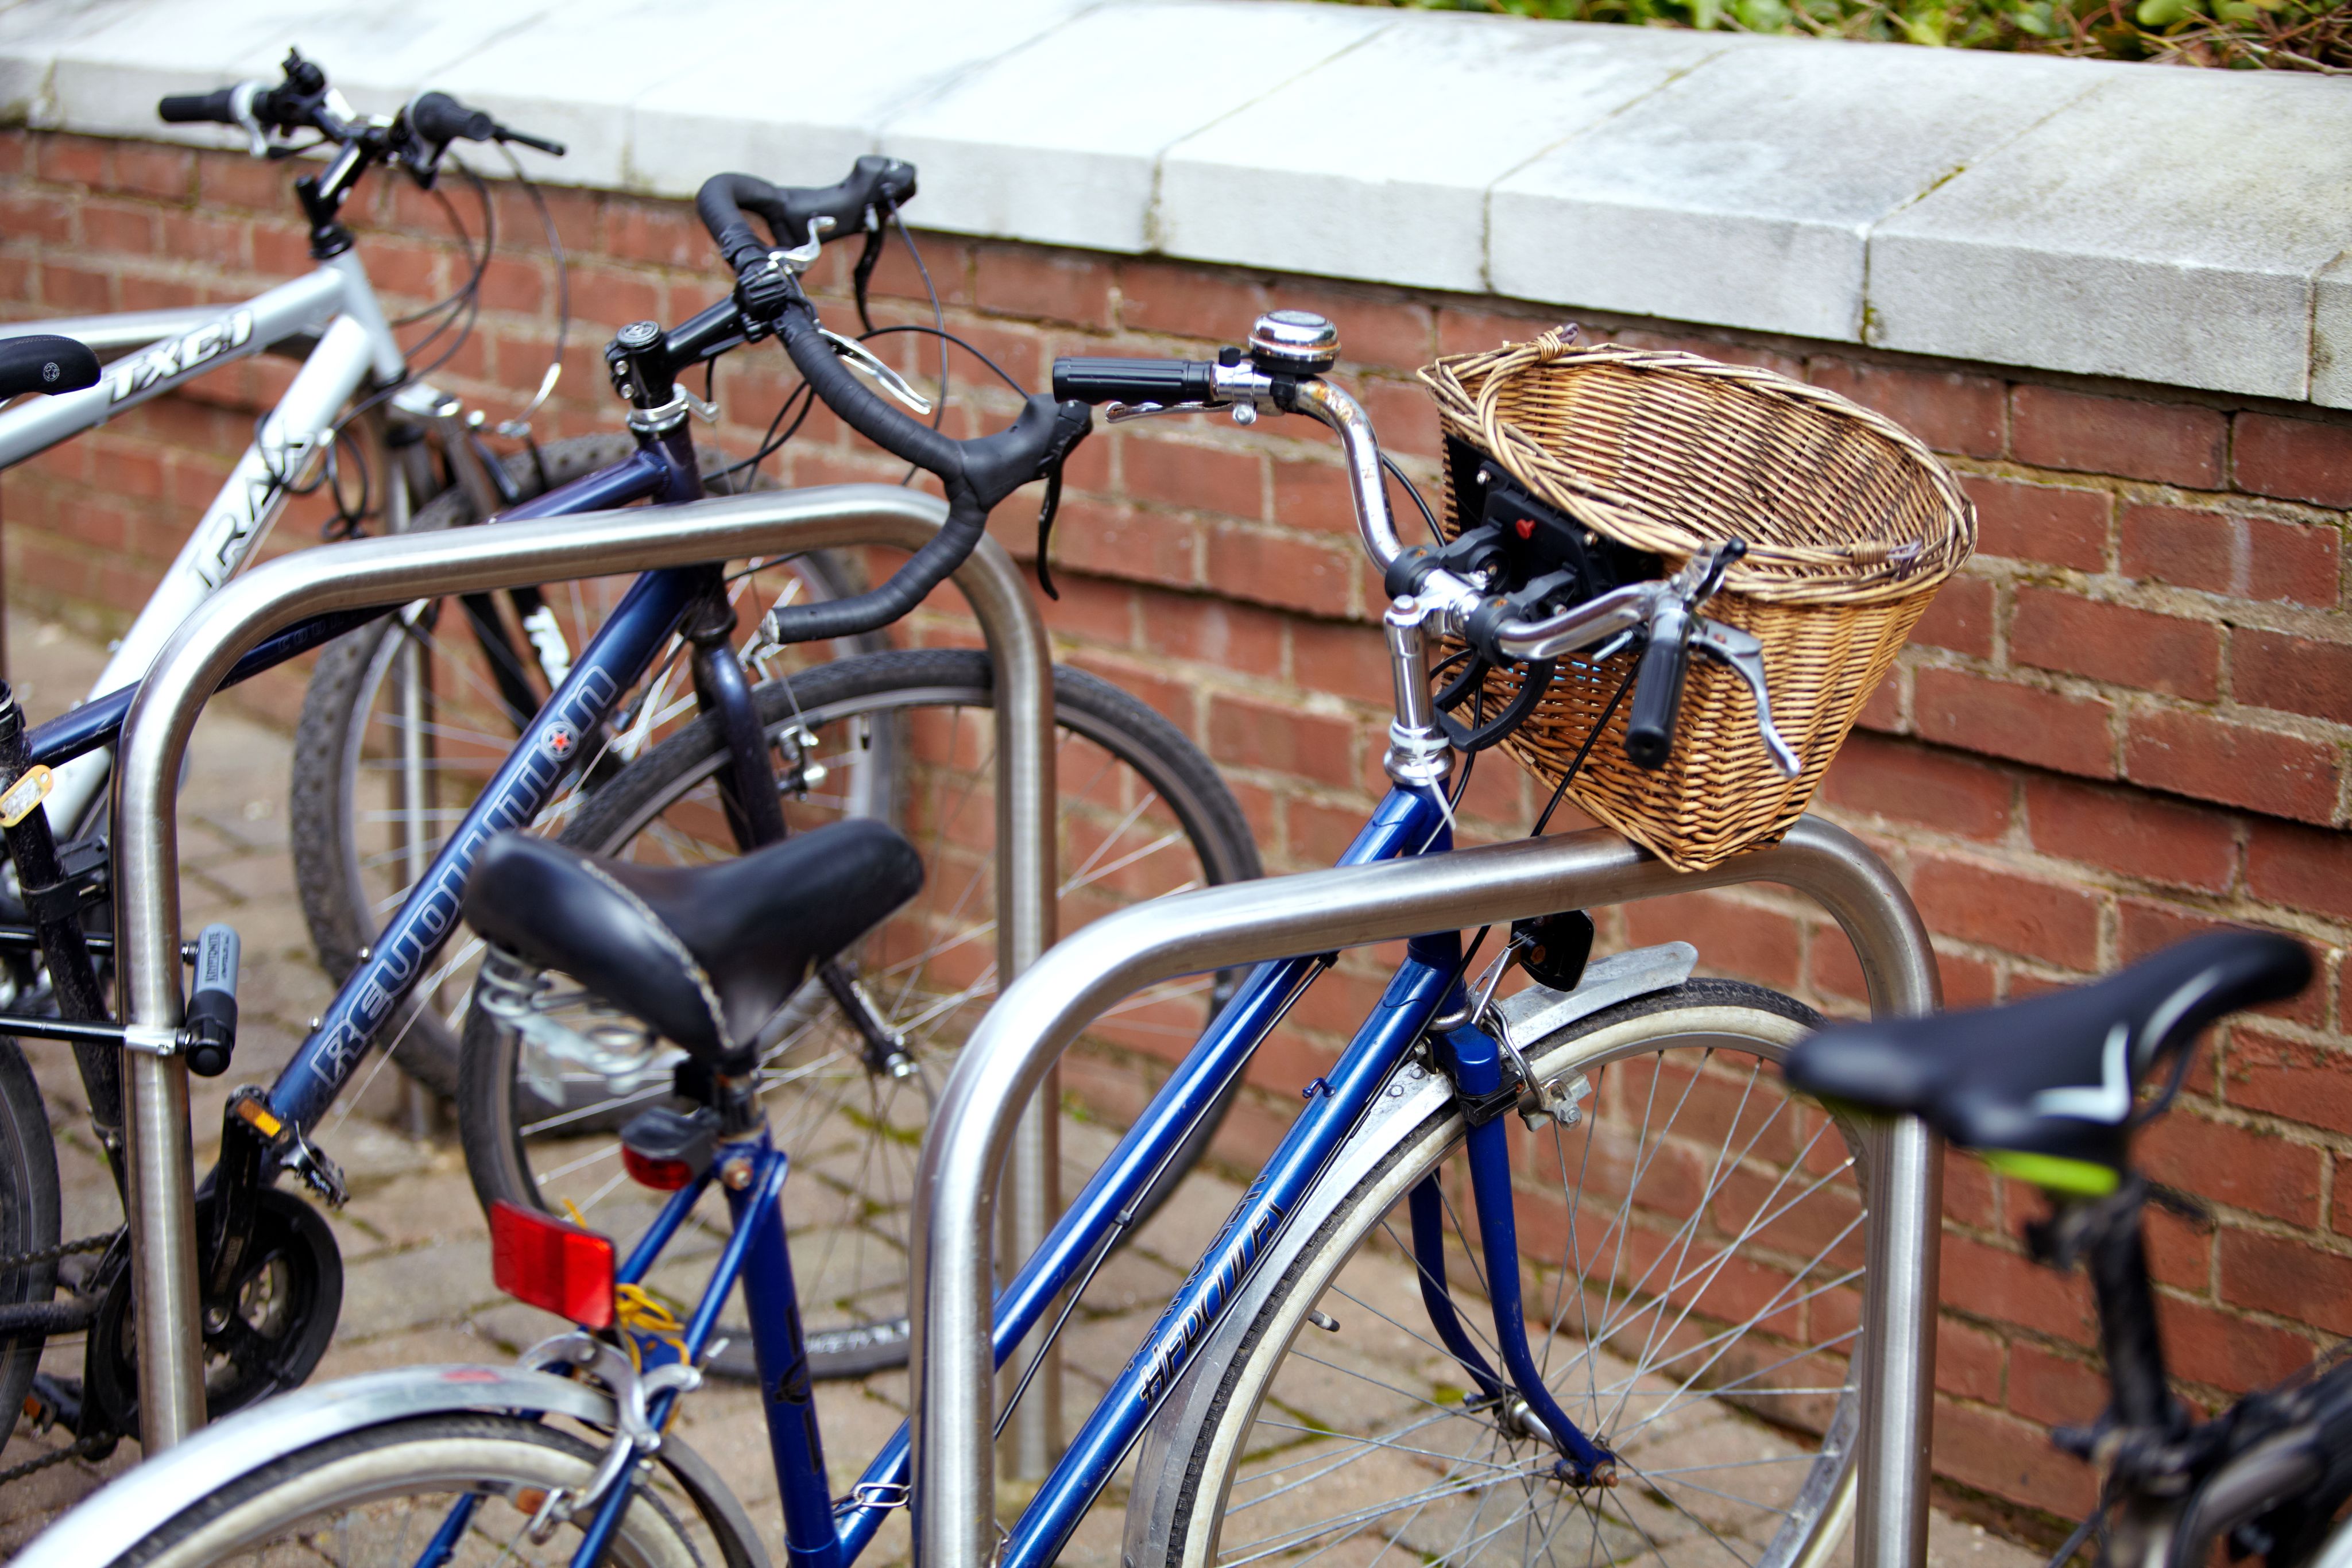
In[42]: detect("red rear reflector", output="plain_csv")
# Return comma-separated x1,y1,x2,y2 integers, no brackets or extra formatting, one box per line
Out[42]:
489,1201,615,1329
621,1146,694,1191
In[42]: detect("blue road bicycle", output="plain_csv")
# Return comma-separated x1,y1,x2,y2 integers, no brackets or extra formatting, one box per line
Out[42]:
0,101,1261,1470
22,305,1884,1568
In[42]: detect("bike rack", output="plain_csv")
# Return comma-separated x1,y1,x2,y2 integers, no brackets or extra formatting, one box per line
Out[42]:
110,483,1059,1457
912,815,1946,1568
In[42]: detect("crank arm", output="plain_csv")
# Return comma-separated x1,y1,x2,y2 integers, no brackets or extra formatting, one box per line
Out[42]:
1689,618,1800,778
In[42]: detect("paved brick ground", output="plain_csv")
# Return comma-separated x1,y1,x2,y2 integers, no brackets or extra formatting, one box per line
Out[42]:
0,614,2039,1568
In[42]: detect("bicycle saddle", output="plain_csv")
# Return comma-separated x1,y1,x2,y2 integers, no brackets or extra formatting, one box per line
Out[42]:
0,334,99,400
1785,931,2310,1190
463,820,924,1073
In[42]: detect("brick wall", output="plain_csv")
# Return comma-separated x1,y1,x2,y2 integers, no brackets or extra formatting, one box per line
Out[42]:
9,129,2352,1535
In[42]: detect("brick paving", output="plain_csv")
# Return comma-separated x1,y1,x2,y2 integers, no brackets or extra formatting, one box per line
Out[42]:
0,614,2037,1568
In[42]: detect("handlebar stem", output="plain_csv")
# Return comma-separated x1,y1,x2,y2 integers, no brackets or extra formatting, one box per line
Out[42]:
1383,599,1453,791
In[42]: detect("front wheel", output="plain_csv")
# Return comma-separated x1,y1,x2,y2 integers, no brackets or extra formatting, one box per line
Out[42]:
1125,979,1863,1568
112,1412,710,1568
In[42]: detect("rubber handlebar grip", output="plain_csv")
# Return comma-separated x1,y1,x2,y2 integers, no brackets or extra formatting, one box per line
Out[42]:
1623,613,1692,771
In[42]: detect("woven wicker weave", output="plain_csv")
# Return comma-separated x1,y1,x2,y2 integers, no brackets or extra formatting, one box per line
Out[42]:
1417,329,1975,872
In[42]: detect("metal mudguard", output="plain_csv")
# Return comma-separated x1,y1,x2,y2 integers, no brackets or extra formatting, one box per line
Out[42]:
15,1365,771,1568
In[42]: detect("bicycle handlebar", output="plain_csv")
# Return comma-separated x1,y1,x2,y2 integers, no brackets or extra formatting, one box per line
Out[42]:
762,294,1091,645
157,85,247,126
156,55,563,162
697,160,916,276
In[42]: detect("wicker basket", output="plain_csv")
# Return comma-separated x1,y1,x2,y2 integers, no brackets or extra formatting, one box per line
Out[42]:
1417,329,1975,872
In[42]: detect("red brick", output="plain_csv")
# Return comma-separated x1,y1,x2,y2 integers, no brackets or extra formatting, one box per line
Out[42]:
2138,1112,2321,1227
2246,820,2352,923
1943,1145,2000,1228
2161,1295,2313,1393
1932,1397,2099,1517
1912,572,1993,658
1819,732,2010,840
2011,384,2226,489
1914,668,2114,779
2022,777,2236,892
2010,587,2220,700
1116,260,1267,343
38,261,110,313
1289,616,1393,708
35,134,106,188
1050,496,1200,590
568,265,662,330
2236,412,2352,509
2217,1228,2352,1338
1208,692,1357,788
0,191,74,245
1136,586,1282,673
1911,854,2102,970
2235,629,2352,726
1435,304,1558,358
1622,892,1802,990
1806,357,2004,460
1960,474,2109,572
599,199,705,270
2225,1029,2352,1141
2144,1203,2211,1292
1205,528,1355,620
859,230,971,307
2120,504,2341,608
1271,454,1365,537
1355,377,1440,462
1121,433,1262,519
111,143,194,202
1935,1317,2003,1403
2124,708,2339,826
973,245,1112,330
1941,1233,2095,1345
2007,1341,2104,1427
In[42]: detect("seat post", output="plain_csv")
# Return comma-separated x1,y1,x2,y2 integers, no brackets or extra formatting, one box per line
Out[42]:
2084,1179,2176,1435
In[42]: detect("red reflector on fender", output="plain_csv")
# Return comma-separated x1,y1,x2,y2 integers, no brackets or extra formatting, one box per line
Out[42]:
621,1146,694,1191
489,1201,615,1329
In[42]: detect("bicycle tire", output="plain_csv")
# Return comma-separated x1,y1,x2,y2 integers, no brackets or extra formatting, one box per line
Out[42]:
1124,978,1862,1568
112,1412,708,1568
288,433,876,1099
0,1033,59,1454
455,649,1262,1380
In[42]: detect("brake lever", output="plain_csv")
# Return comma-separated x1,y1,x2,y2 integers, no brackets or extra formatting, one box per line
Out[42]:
1105,400,1211,423
1688,619,1800,777
819,327,933,416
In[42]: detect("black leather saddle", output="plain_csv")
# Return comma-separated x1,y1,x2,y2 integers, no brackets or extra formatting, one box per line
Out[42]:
1785,931,2310,1178
462,819,924,1074
0,335,99,400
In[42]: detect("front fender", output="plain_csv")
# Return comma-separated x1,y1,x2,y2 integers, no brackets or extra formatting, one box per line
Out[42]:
17,1365,769,1568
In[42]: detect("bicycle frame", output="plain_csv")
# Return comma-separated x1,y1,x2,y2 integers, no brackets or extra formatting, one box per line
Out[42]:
0,251,408,833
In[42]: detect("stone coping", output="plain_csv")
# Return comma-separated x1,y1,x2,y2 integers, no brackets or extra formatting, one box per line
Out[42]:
1,0,2345,408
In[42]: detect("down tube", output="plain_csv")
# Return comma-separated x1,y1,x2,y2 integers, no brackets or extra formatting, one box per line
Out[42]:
268,567,699,1130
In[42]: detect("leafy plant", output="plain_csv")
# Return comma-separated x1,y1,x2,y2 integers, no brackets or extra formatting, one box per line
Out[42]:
1340,0,2347,69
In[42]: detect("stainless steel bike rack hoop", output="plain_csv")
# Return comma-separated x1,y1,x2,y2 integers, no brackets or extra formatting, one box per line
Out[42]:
112,483,1056,1453
912,816,1945,1568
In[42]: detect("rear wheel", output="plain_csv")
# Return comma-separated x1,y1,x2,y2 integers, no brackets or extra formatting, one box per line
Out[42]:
1127,979,1862,1568
455,650,1262,1380
288,434,877,1098
0,1035,58,1453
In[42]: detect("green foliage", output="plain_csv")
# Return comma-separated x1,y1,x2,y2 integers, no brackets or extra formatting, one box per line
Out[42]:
1336,0,2347,69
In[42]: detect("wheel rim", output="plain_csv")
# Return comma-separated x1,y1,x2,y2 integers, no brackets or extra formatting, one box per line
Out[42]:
1198,1004,1862,1568
478,679,1240,1376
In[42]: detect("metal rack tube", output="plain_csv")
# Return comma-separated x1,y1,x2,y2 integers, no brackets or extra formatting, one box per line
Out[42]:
113,483,1053,1450
912,815,1943,1568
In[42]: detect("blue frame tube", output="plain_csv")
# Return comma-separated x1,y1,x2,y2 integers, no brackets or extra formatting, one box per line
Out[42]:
827,786,1448,1558
270,567,697,1128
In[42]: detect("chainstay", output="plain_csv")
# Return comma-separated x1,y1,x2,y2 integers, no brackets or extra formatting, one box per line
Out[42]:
0,1230,120,1273
0,1431,110,1485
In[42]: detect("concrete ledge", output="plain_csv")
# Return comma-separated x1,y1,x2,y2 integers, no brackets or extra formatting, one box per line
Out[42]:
1,0,2343,405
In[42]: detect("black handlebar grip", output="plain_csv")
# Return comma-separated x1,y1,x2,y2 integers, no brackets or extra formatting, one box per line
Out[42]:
158,86,241,125
779,155,916,243
408,90,496,145
1623,609,1693,771
1051,357,1217,406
